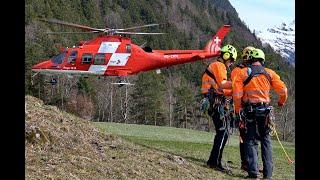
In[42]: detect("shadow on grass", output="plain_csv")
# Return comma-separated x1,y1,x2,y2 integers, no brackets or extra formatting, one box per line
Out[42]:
122,136,247,179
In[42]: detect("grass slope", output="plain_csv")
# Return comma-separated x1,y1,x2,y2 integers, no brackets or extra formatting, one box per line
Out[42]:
26,96,229,179
25,95,294,179
95,122,295,179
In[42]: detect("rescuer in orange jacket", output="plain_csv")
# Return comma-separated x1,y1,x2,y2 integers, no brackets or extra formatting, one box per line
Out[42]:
201,44,237,172
230,46,255,83
230,46,255,172
232,48,287,179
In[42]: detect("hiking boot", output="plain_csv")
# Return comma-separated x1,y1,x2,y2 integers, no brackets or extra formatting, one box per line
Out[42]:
206,162,215,169
213,165,227,172
241,164,263,173
245,174,260,179
259,167,263,173
206,163,227,172
262,176,272,179
241,164,248,171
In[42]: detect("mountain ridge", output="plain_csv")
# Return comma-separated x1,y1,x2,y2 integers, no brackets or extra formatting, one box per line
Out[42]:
256,20,295,66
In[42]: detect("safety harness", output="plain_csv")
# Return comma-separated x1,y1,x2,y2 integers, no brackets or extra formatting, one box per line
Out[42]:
236,63,246,69
243,65,271,86
239,65,274,136
203,64,234,133
204,68,217,86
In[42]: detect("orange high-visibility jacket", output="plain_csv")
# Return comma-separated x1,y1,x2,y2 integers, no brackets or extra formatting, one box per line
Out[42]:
232,65,288,113
201,61,231,96
231,66,243,82
231,65,246,92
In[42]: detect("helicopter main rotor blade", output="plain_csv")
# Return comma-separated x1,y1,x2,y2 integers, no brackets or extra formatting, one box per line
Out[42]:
41,18,104,32
115,24,160,31
114,31,165,35
45,31,100,34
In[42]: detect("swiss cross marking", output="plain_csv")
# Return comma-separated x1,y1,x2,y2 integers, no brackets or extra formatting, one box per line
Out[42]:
214,37,221,44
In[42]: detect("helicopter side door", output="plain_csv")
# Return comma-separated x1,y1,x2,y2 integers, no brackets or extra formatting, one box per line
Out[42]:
88,53,109,75
77,52,94,72
64,50,78,70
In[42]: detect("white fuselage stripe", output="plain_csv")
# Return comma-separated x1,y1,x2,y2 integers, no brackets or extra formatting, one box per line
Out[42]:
88,65,108,75
98,42,121,53
108,53,131,66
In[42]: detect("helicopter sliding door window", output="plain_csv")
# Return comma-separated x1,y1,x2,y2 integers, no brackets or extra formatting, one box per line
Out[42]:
94,53,106,65
82,53,93,64
68,51,78,64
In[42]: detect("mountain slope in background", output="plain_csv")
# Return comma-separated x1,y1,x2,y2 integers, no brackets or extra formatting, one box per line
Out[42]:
256,20,295,66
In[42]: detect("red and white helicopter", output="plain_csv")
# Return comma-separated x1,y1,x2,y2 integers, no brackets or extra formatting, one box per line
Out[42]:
32,19,231,86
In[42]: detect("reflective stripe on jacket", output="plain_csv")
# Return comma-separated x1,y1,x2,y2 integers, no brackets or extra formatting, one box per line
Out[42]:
231,66,243,89
232,65,288,113
201,61,230,96
201,73,216,94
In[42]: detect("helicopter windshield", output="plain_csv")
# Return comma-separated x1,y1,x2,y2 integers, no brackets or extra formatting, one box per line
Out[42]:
51,52,66,64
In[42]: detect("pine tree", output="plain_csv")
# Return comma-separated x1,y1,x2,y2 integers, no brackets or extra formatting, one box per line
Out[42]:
130,72,166,125
173,76,195,128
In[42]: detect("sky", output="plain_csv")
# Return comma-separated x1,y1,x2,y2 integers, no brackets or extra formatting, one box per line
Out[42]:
229,0,295,32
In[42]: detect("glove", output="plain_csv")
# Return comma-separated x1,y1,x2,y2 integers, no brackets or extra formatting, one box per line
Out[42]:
278,101,284,107
200,97,210,113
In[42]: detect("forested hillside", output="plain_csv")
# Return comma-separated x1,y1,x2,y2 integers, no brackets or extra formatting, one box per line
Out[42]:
25,0,295,141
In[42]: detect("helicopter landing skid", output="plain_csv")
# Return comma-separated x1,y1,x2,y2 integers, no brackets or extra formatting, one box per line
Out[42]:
45,77,58,85
110,78,135,87
110,81,135,87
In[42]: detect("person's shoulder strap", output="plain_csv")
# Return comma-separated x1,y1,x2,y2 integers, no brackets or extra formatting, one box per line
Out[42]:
205,68,217,83
243,65,271,86
236,63,246,68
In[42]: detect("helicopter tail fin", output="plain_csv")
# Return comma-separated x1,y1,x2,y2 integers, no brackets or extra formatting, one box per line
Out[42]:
204,25,231,54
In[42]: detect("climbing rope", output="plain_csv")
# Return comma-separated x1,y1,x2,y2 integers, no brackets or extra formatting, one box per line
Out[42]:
271,125,294,164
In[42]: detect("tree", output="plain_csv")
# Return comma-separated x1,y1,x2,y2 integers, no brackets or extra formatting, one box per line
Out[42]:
173,76,195,128
130,72,166,125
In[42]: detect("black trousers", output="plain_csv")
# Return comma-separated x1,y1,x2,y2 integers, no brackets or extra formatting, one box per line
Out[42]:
239,128,247,167
245,115,273,178
207,107,228,167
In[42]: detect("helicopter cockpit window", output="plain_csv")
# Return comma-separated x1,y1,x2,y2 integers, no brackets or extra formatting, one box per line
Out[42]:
68,51,78,64
126,44,131,53
51,52,66,65
82,53,93,64
94,53,106,65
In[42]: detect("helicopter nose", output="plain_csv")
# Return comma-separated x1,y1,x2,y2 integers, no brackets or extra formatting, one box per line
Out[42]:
32,60,52,71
